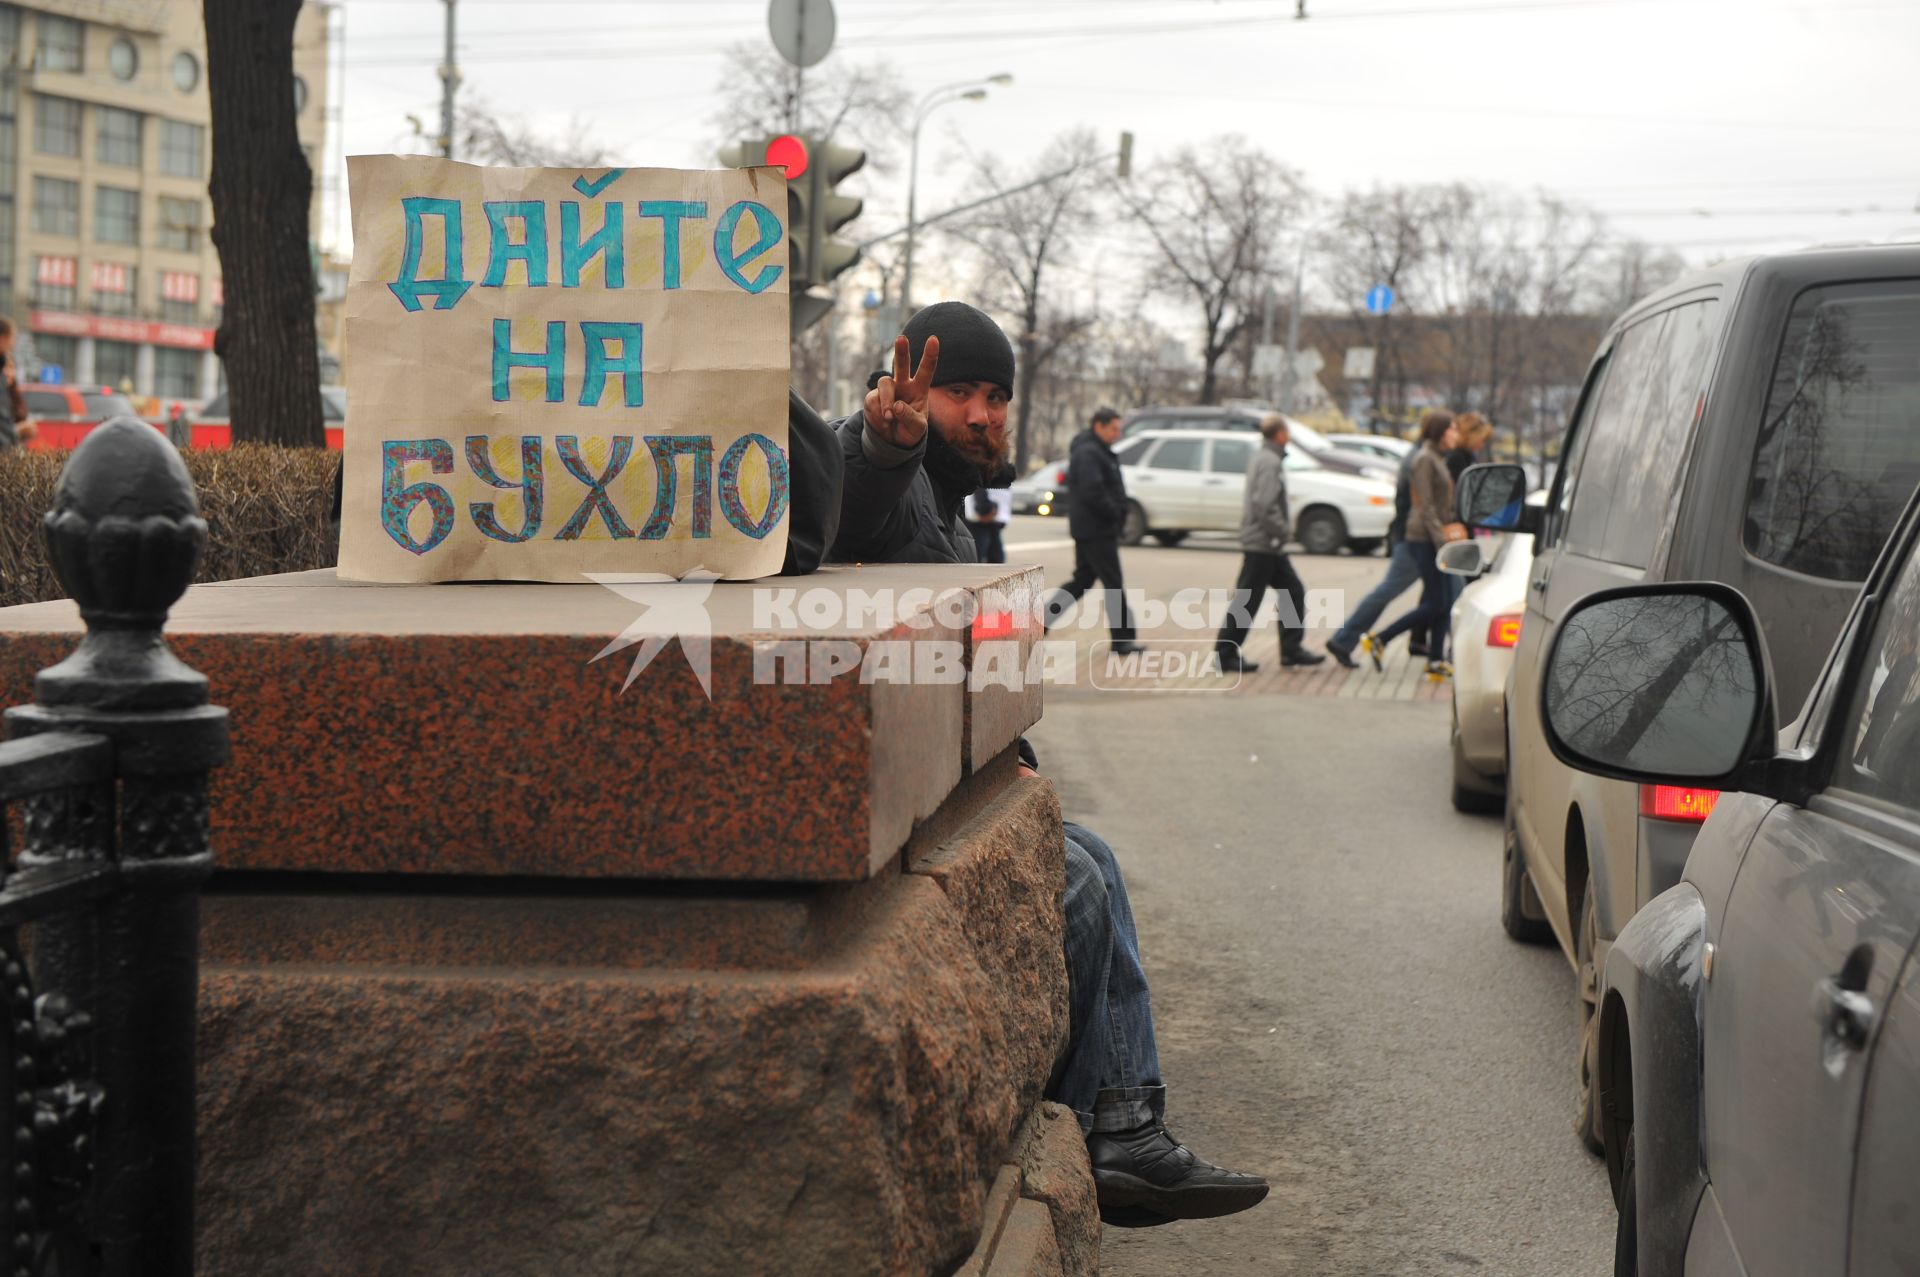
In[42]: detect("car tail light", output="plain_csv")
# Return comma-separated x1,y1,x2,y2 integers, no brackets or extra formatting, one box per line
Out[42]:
1639,785,1720,823
1486,614,1522,648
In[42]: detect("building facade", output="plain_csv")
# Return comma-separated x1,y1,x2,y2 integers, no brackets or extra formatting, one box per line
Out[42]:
0,0,330,401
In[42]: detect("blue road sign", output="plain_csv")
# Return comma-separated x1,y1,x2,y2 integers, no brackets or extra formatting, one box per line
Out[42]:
1365,285,1394,316
42,364,63,385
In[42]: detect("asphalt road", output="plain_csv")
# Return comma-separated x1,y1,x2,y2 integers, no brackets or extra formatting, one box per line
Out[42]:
1005,518,1616,1276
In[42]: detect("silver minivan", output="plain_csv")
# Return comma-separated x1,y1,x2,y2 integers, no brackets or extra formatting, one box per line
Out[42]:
1460,244,1920,1153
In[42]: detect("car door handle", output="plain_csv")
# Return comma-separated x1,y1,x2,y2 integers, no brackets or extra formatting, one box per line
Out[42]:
1204,478,1226,486
1813,976,1875,1051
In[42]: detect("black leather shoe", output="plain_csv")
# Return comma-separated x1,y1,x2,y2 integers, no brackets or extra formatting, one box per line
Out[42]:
1325,641,1359,669
1108,641,1146,656
1088,1121,1269,1221
1215,650,1259,674
1280,648,1326,667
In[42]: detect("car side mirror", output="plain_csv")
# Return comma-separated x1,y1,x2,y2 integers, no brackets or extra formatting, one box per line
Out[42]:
1540,584,1776,785
1437,539,1489,578
1457,463,1538,534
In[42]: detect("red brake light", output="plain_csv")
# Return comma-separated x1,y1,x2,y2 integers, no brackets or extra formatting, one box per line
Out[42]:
1639,785,1721,823
1487,614,1523,649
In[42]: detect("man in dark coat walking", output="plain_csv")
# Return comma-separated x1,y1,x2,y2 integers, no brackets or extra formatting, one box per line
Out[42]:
827,302,1269,1229
1214,414,1325,672
1044,408,1141,653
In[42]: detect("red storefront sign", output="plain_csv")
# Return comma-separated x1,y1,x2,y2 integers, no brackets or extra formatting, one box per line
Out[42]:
36,256,77,287
28,310,215,351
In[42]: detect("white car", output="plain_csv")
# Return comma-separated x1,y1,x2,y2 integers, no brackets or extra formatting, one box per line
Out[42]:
1112,429,1395,554
1327,433,1416,465
1439,490,1546,812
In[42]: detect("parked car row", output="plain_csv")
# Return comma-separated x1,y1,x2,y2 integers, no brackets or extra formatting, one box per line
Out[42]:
12,386,347,451
1444,242,1920,1275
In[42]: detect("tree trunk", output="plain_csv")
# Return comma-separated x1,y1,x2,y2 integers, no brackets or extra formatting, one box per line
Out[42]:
204,0,322,447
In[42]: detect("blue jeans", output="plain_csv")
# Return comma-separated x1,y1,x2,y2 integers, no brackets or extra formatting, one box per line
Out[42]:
1050,821,1165,1134
1329,538,1422,652
1376,541,1448,652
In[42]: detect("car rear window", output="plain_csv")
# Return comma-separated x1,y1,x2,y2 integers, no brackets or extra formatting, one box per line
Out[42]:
1745,279,1920,583
24,391,69,417
82,392,135,419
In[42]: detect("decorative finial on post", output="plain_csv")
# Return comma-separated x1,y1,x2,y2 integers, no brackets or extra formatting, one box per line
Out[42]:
34,416,210,710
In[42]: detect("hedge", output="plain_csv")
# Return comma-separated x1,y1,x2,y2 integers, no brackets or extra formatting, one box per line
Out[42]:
0,445,340,609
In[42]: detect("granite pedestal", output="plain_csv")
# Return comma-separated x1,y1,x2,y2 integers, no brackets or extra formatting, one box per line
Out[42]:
0,566,1091,1276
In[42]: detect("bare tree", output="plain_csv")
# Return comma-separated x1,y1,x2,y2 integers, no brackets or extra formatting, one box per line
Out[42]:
1126,136,1303,404
1316,185,1432,425
944,129,1104,471
709,44,909,177
452,96,609,168
205,0,322,446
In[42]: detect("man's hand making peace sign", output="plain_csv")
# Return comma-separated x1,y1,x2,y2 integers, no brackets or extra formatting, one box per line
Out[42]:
863,334,941,451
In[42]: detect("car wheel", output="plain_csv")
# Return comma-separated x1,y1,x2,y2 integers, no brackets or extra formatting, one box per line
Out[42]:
1347,537,1383,556
1296,507,1346,555
1576,874,1606,1156
1500,801,1552,945
1150,530,1188,547
1451,712,1504,814
1121,502,1147,547
1612,1126,1637,1277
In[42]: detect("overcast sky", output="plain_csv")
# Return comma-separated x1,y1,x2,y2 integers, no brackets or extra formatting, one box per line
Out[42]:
326,0,1920,307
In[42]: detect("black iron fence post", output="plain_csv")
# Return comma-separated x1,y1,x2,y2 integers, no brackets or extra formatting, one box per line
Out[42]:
5,418,228,1275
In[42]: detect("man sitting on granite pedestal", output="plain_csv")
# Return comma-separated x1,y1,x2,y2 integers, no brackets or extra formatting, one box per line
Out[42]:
824,301,1269,1229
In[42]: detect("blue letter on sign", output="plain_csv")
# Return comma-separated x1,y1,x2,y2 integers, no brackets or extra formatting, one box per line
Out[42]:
381,439,457,554
388,197,471,312
641,436,715,539
555,436,636,540
580,322,643,408
492,319,567,403
718,433,791,540
713,200,783,295
561,201,625,289
482,200,549,288
638,200,707,291
466,436,544,543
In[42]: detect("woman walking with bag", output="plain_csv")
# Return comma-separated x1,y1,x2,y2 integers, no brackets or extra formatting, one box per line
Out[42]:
1361,411,1467,677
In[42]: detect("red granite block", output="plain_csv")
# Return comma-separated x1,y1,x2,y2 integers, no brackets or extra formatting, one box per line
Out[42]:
195,859,1074,1273
0,564,1039,881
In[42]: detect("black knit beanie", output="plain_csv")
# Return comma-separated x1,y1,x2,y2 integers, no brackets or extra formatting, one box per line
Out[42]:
902,301,1016,399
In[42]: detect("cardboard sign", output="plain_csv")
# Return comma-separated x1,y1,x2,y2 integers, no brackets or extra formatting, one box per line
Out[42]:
340,155,791,583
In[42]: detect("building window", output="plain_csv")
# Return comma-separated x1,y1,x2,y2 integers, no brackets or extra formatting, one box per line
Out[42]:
32,333,77,381
155,347,200,398
94,185,139,246
95,339,137,393
31,279,74,310
109,36,138,82
171,51,199,93
31,176,78,236
157,196,201,252
96,106,142,168
37,14,82,73
159,120,203,178
34,96,81,158
91,262,135,315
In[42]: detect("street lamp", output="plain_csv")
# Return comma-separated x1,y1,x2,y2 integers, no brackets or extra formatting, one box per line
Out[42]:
900,73,1011,317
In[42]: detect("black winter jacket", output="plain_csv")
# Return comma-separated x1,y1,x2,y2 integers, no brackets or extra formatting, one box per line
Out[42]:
1066,429,1126,542
826,413,979,564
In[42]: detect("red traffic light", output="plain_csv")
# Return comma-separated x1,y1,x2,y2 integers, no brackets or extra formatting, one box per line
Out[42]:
767,134,809,180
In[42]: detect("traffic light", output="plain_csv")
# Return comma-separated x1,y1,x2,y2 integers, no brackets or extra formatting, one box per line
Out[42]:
803,138,866,291
716,134,865,333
